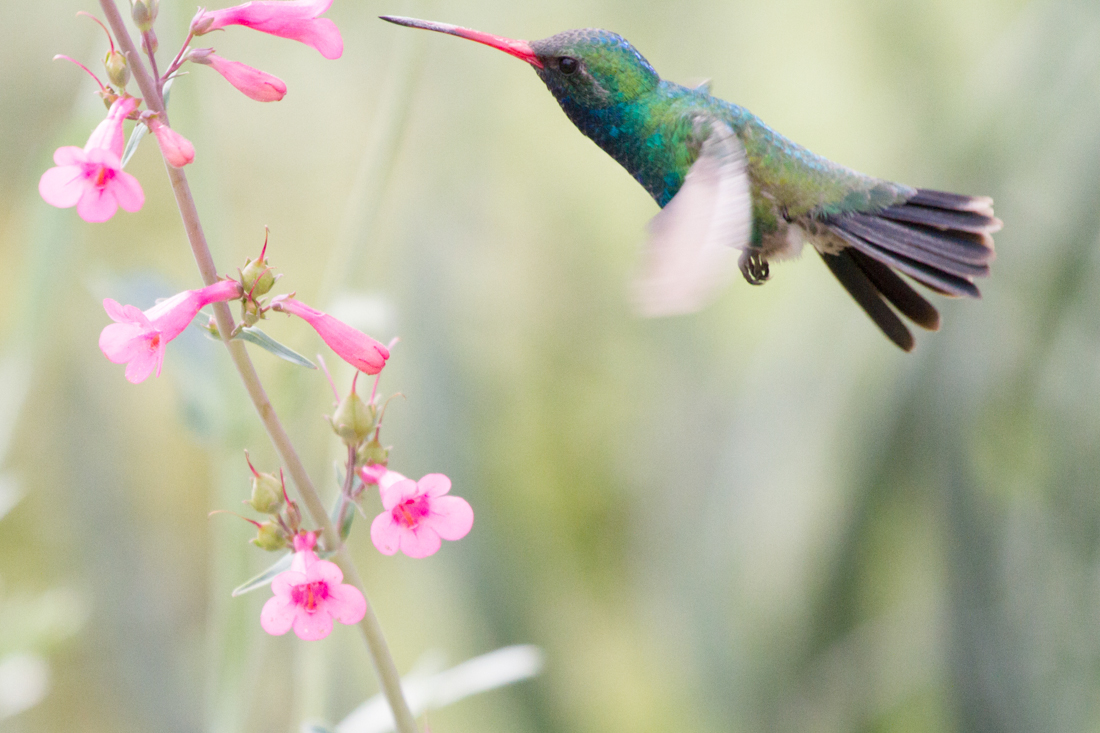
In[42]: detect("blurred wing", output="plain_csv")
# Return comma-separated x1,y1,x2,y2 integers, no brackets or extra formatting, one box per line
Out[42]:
632,120,753,317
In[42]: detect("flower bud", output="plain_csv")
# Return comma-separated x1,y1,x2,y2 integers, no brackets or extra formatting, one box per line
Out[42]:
203,315,221,339
331,390,376,445
357,438,389,469
104,50,129,89
141,28,159,55
284,500,302,533
251,521,289,551
241,256,276,297
130,0,158,32
241,297,262,327
249,471,285,515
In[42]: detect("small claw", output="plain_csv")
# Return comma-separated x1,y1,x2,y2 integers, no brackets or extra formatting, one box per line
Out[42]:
738,250,770,285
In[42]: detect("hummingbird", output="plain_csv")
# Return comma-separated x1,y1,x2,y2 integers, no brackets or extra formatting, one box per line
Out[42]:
381,16,1001,351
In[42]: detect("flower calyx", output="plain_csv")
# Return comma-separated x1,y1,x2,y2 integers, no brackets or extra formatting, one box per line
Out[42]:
130,0,159,32
245,451,285,515
330,381,377,446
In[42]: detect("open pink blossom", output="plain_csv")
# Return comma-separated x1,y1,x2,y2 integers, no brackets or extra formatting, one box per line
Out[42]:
370,473,473,558
274,298,389,374
261,532,366,640
193,0,343,59
99,279,241,383
189,49,287,102
147,118,195,167
39,96,144,222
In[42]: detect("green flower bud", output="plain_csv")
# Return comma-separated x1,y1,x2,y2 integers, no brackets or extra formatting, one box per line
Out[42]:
249,471,284,515
241,256,277,297
331,391,377,446
356,438,389,468
240,297,263,327
104,51,129,89
251,521,289,551
130,0,159,32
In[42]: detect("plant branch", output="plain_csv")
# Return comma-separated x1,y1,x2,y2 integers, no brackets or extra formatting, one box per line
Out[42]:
96,3,420,731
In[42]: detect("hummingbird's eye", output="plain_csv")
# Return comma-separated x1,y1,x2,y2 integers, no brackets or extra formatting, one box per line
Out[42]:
558,56,578,74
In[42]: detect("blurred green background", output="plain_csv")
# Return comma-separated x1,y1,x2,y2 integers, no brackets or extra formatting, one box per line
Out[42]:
4,0,1100,731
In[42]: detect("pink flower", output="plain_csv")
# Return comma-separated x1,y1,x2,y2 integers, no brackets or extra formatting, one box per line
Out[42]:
39,96,144,222
370,473,473,558
260,532,366,640
274,298,389,374
147,118,195,168
99,279,241,383
358,463,390,486
190,49,287,102
193,0,343,59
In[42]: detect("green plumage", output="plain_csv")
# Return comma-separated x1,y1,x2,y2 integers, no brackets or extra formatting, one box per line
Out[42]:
530,29,912,247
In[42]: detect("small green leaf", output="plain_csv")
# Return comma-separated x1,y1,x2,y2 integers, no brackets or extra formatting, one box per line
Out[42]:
235,327,317,369
330,489,356,541
231,552,292,597
120,123,147,169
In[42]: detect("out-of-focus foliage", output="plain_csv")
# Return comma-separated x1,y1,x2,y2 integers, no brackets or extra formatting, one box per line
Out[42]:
2,0,1099,731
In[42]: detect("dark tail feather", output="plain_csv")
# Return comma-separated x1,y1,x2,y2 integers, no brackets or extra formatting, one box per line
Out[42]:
820,250,915,352
820,188,998,349
826,188,998,300
846,248,940,330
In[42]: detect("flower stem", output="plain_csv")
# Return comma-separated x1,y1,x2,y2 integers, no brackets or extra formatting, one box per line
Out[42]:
95,3,420,731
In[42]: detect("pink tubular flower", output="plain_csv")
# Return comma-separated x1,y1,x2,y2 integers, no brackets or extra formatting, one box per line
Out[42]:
147,118,195,168
261,532,366,640
99,279,241,383
39,96,144,222
190,49,287,102
275,298,389,374
193,0,343,59
370,473,473,558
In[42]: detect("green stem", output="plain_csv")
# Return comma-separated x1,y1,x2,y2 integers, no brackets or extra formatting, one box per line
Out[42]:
95,3,420,732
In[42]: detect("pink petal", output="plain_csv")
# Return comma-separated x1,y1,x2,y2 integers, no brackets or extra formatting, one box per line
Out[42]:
377,470,407,492
309,558,344,586
111,170,145,213
379,477,417,511
260,594,296,635
398,525,442,559
325,583,366,625
203,0,342,59
38,164,86,209
123,340,164,383
419,473,452,498
53,146,86,166
292,608,334,641
427,495,474,541
76,184,120,223
103,298,145,325
370,513,402,555
270,569,307,597
98,322,150,363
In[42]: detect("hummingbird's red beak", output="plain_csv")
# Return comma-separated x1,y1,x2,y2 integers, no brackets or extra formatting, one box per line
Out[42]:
380,16,544,69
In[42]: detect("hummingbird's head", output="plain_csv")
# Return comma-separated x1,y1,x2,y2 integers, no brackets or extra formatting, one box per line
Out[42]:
530,29,660,108
379,17,660,108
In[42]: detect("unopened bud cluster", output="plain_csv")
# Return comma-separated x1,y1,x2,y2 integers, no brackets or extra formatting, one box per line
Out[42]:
241,452,302,552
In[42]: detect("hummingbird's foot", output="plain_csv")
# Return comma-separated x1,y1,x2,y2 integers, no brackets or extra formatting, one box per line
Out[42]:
739,250,770,285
